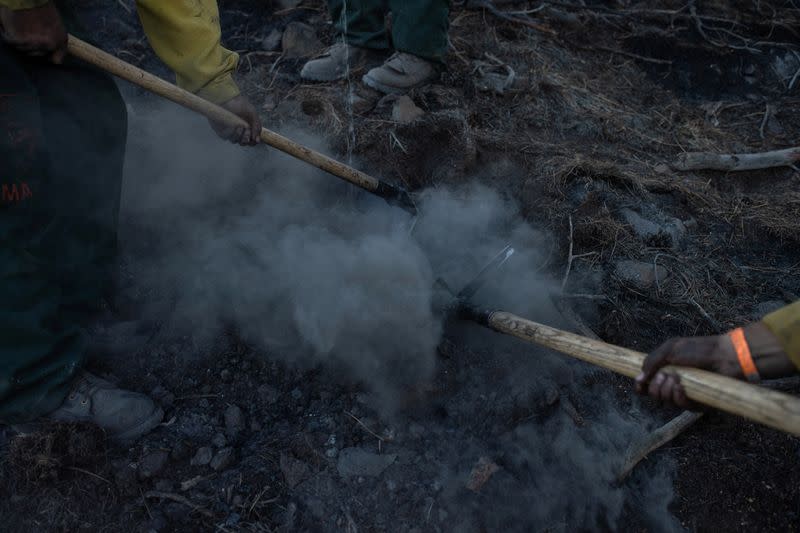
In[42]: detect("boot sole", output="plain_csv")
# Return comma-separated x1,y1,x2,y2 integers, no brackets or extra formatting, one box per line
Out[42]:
300,69,347,82
114,406,164,443
362,74,432,95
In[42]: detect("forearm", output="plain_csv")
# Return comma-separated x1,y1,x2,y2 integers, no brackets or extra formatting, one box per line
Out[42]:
762,301,800,372
134,0,240,104
744,322,797,379
0,0,48,9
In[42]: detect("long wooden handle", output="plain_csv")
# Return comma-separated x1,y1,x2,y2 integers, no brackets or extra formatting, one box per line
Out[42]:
66,35,415,212
482,310,800,436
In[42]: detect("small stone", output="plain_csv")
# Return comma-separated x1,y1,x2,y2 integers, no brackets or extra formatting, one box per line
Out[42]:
210,447,236,471
337,447,397,478
171,440,191,461
391,95,424,124
465,456,500,492
211,432,227,448
280,453,311,489
149,386,175,407
224,404,245,435
290,388,303,401
220,369,232,383
262,28,283,51
282,22,322,59
620,208,686,248
350,90,379,114
615,260,669,289
257,384,279,405
138,450,169,479
154,479,173,492
325,448,338,458
180,475,204,491
191,447,213,467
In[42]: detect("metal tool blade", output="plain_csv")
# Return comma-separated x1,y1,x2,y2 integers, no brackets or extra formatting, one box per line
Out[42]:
457,245,515,300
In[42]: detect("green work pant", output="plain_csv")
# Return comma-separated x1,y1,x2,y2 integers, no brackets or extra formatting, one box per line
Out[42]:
328,0,450,62
0,42,127,423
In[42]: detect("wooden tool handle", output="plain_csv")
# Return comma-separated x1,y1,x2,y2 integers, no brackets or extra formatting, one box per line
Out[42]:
66,34,386,195
486,310,800,436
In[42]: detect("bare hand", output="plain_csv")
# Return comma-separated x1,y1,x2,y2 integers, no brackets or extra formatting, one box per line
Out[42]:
635,334,735,409
209,94,262,146
635,322,794,408
0,3,67,64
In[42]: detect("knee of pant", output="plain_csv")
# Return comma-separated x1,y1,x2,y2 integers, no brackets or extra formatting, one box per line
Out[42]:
76,68,128,149
96,75,128,148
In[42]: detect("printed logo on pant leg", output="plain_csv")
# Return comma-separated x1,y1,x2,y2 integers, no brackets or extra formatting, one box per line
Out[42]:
1,182,33,204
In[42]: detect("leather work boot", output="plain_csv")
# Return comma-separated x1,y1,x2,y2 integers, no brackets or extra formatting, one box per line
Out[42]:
48,372,163,442
362,52,438,94
300,42,382,82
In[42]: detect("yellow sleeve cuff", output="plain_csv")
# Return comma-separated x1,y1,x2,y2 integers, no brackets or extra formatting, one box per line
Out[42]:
0,0,49,9
194,73,240,105
762,300,800,370
135,0,241,105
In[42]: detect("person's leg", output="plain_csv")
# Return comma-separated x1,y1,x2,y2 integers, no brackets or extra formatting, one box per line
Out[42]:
302,0,390,81
0,42,126,424
389,0,449,62
328,0,390,51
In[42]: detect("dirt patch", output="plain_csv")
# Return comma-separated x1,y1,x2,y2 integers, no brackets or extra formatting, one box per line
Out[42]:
2,1,800,532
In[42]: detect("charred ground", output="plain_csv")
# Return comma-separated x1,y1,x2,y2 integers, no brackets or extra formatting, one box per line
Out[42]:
2,1,800,531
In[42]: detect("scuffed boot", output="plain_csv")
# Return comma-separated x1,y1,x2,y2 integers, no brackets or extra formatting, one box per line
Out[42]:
362,52,438,94
47,372,163,442
301,42,383,82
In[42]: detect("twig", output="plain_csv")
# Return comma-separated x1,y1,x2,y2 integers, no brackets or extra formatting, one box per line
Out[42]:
344,410,385,443
759,103,772,140
788,51,800,89
175,394,221,401
672,147,800,171
616,411,703,482
144,491,214,518
688,297,722,331
583,45,674,65
561,396,585,427
66,466,111,484
561,215,574,291
467,0,557,35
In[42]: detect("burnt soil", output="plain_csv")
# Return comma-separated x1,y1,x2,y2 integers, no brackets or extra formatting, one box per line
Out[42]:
2,1,800,532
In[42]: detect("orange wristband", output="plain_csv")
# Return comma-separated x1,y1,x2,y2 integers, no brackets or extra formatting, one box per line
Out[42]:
729,327,760,383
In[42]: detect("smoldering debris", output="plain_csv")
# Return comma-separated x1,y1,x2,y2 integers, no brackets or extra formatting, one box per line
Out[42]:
119,105,557,407
116,104,680,530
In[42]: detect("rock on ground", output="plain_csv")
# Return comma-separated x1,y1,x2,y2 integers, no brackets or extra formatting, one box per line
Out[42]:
615,259,669,289
210,447,236,471
282,22,322,59
138,449,169,479
336,447,397,478
190,447,213,467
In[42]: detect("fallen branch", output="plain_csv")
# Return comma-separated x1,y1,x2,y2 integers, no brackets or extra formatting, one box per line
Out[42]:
467,0,557,35
144,491,214,518
671,147,800,172
616,411,703,482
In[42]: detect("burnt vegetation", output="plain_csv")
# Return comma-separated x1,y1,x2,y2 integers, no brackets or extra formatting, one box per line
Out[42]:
2,1,800,532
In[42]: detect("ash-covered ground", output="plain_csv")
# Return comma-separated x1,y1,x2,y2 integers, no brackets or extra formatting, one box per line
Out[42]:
2,1,800,532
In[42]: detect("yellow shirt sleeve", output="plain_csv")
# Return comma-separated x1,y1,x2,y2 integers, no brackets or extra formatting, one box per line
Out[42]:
762,300,800,370
0,0,49,9
135,0,240,104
